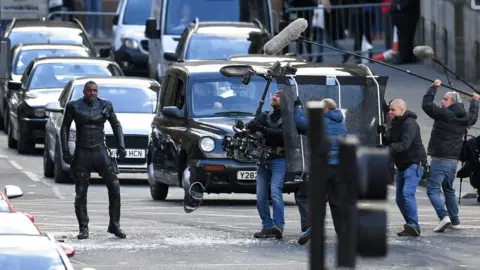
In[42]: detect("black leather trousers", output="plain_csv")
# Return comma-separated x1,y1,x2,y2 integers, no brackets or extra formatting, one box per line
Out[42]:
72,145,121,231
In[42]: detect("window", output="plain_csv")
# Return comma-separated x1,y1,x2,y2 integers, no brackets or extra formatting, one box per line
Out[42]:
58,82,73,107
9,28,86,49
13,48,89,75
162,75,179,108
174,79,185,109
122,0,152,25
185,32,254,60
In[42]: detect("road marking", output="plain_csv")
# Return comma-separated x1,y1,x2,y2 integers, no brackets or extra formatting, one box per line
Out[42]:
24,171,40,182
0,155,8,159
8,160,23,170
70,259,87,265
52,185,66,200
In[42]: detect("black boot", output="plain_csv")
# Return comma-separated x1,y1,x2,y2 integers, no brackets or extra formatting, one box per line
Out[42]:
107,179,126,238
77,227,89,240
74,182,90,240
107,224,126,239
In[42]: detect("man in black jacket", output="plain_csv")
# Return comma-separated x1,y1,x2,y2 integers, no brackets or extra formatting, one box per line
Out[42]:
385,99,426,237
247,90,287,239
61,81,127,240
422,79,479,233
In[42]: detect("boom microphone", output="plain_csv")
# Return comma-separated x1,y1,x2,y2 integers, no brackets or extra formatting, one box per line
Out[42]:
263,18,308,55
413,45,479,94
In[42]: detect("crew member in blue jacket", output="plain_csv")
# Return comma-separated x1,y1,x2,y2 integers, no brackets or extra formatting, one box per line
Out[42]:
293,98,348,245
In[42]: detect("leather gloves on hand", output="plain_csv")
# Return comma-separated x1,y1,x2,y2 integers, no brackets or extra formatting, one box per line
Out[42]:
117,148,127,161
294,98,302,108
247,121,265,133
62,152,73,165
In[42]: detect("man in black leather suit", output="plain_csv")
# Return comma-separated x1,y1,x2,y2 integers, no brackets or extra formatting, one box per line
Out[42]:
61,81,127,240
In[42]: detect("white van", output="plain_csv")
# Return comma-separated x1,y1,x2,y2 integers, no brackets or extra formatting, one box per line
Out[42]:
145,0,274,81
111,0,152,76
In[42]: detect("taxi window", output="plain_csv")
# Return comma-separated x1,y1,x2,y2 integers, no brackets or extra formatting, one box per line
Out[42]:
0,201,11,212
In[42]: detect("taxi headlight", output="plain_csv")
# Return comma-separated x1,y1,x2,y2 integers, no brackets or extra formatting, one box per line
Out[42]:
122,38,138,50
200,137,215,152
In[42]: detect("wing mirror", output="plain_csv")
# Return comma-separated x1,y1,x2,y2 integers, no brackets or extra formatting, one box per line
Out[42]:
162,106,183,118
8,81,22,91
5,185,23,199
145,17,160,39
163,52,179,62
45,101,64,113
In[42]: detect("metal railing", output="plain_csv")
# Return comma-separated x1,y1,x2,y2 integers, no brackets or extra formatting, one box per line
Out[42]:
285,3,394,63
47,11,117,39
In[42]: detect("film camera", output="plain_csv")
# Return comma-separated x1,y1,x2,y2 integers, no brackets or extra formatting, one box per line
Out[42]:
222,119,272,163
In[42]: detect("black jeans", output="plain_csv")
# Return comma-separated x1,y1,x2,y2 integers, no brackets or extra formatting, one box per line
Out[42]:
72,145,121,231
294,165,346,236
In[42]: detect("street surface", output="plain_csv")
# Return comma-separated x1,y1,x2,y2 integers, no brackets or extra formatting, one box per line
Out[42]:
1,62,480,269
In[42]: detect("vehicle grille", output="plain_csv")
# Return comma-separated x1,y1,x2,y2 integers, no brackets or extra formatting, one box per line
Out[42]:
105,135,148,165
140,40,149,51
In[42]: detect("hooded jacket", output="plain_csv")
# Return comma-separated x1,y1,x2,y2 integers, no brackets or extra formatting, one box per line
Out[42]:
294,107,347,165
385,110,426,170
422,86,479,160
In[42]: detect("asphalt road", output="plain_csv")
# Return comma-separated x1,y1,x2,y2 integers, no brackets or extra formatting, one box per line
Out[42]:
1,62,480,270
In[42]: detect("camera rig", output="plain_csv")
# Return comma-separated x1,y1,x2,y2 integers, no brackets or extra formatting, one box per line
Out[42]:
222,61,297,164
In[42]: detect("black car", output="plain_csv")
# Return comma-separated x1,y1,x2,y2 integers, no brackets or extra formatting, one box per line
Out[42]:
147,60,301,200
0,43,93,134
44,76,160,183
163,21,269,64
3,18,99,56
6,57,124,154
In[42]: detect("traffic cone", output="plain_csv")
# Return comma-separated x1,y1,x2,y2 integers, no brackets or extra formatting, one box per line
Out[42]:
372,26,398,62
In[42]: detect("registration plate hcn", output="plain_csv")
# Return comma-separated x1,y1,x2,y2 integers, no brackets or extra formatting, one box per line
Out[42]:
237,171,257,180
110,149,146,159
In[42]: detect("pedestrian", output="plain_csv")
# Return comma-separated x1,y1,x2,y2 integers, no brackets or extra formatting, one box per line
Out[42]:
293,98,348,245
390,0,420,64
422,79,480,232
83,0,104,37
61,81,127,240
384,99,426,237
246,90,300,239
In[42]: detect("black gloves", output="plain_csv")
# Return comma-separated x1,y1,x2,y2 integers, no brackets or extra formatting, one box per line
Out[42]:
294,98,302,108
62,152,72,165
247,121,266,133
117,148,127,161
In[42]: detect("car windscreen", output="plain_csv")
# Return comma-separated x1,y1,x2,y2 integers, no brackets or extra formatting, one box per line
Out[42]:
0,216,40,235
122,0,152,25
9,28,88,49
28,63,114,90
165,0,270,35
13,49,90,75
190,75,278,118
71,85,158,113
0,201,10,212
185,33,252,60
0,249,66,270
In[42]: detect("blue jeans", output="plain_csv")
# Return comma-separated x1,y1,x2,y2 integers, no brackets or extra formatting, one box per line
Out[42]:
256,159,286,229
396,164,423,229
426,159,459,224
84,0,102,35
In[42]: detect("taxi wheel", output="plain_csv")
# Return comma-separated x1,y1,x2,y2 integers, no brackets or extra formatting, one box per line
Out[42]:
17,131,35,154
7,120,17,149
3,108,9,134
43,140,55,178
0,113,4,130
150,181,169,201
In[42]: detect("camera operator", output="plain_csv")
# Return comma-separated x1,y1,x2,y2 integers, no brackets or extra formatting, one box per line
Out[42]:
246,90,292,239
384,99,426,237
422,79,479,232
293,98,348,245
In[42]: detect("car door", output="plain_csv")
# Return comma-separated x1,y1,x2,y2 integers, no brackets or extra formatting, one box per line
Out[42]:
48,82,72,159
8,62,33,136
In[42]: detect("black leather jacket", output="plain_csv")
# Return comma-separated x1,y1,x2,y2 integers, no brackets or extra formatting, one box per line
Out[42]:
61,97,125,156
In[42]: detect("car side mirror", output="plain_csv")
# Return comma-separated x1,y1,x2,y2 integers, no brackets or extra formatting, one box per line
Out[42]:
8,81,22,91
5,185,23,199
99,48,111,58
45,101,64,113
112,15,119,25
164,52,178,62
162,106,183,118
145,17,160,39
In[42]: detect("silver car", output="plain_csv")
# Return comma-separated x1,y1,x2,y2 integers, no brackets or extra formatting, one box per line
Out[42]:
43,77,160,183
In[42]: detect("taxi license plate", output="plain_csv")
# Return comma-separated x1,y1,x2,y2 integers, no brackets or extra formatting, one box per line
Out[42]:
110,149,146,159
237,171,257,180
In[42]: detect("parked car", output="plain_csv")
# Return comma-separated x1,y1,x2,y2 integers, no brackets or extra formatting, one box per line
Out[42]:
0,233,76,269
6,57,124,154
0,185,35,222
1,43,94,135
163,21,267,65
44,77,160,183
146,60,302,201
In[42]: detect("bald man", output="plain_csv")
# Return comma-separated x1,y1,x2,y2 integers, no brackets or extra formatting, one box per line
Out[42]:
385,99,427,237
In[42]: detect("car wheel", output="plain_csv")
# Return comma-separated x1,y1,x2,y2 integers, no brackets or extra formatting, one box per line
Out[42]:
3,108,9,134
43,140,55,178
17,130,35,154
7,120,17,149
0,113,4,131
54,141,71,184
148,164,168,200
